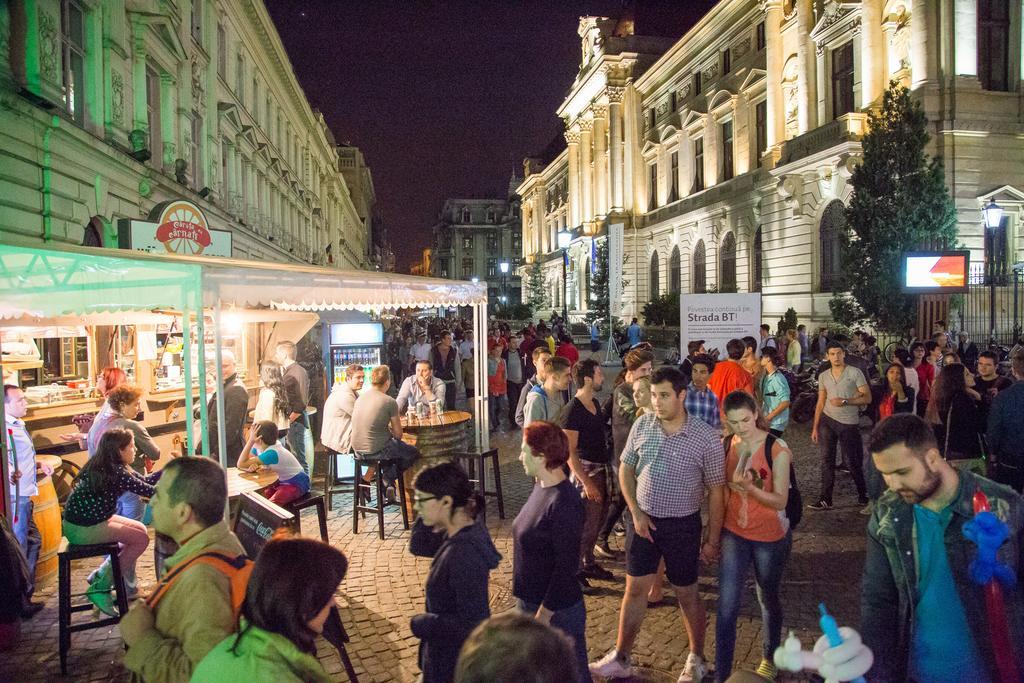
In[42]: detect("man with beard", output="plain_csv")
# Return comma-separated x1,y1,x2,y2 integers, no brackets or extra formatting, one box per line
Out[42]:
862,414,1024,682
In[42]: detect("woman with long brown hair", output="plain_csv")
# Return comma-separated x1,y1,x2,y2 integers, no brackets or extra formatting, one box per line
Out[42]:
925,362,983,463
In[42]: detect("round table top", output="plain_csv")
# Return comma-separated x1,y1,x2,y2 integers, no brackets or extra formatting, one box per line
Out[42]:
401,410,472,430
35,455,63,473
225,466,279,498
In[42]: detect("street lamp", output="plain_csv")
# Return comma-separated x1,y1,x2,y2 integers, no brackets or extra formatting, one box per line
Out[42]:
499,261,509,311
557,229,571,321
983,199,1003,345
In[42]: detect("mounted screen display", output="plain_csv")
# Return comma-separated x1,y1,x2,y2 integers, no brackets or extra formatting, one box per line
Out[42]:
902,251,970,294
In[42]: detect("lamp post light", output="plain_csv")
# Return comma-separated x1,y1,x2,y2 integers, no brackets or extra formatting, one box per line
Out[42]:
557,229,571,322
499,260,509,312
983,199,1003,345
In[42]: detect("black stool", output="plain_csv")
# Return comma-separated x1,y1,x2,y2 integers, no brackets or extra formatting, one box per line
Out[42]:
451,449,505,519
352,458,409,540
283,492,329,543
324,449,354,512
58,539,130,675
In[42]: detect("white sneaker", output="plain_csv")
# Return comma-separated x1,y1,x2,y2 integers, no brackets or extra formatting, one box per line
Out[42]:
678,653,708,682
589,649,632,679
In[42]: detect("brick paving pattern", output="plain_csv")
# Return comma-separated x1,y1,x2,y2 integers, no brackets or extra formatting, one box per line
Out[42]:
1,385,871,682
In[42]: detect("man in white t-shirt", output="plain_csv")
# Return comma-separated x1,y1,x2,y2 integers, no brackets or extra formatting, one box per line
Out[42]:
409,332,432,371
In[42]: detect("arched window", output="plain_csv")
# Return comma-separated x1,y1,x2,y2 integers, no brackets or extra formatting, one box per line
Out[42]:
819,200,846,292
669,246,681,295
751,227,763,292
693,240,707,293
720,232,737,292
649,250,660,297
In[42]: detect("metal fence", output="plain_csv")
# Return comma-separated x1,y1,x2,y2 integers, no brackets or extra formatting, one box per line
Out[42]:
957,268,1023,346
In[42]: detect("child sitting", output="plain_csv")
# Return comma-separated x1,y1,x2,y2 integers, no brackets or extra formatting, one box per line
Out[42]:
238,420,310,505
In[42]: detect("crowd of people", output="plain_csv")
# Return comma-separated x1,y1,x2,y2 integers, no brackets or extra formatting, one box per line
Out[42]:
4,309,1024,682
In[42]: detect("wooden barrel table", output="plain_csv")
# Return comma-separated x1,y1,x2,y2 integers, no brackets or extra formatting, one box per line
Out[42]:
31,456,64,588
400,410,472,519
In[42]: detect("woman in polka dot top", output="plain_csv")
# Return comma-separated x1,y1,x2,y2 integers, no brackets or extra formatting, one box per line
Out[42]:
63,428,161,615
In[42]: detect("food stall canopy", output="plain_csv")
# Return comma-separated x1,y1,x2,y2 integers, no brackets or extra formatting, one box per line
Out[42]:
199,257,487,311
0,243,202,322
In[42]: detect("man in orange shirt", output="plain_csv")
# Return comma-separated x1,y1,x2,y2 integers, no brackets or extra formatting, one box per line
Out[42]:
707,339,754,424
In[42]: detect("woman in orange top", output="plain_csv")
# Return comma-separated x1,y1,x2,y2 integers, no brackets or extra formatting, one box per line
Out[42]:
486,343,508,432
715,390,793,682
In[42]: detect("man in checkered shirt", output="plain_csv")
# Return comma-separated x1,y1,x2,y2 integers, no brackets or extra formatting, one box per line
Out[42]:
683,354,720,431
590,367,726,682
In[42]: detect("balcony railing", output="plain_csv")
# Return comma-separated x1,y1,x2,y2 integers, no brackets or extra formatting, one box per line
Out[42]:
777,113,868,166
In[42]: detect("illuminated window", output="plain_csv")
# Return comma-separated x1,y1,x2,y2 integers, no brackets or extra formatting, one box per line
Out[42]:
60,0,87,122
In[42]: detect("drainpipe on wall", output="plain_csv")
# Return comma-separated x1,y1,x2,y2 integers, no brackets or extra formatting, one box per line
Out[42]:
41,114,60,242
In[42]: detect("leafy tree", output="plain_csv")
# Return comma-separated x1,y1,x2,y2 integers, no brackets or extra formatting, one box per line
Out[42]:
777,307,799,335
832,81,957,333
641,293,680,326
523,261,549,316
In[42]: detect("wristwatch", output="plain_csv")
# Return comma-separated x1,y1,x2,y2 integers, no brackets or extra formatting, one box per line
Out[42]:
841,399,849,406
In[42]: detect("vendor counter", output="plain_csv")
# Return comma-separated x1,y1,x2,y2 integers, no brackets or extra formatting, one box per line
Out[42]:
22,385,258,471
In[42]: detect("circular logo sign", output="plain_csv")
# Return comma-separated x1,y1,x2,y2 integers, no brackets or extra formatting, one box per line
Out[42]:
153,200,212,255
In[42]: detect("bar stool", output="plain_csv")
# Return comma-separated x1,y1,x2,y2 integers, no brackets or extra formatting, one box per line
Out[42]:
283,492,329,542
324,449,354,512
352,458,409,540
58,539,130,675
451,448,505,519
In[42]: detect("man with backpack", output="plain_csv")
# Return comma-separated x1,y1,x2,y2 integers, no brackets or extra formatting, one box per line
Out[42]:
121,457,249,682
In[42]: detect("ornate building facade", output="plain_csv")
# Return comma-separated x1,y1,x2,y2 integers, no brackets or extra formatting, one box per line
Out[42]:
0,0,372,269
430,185,523,309
518,1,1024,326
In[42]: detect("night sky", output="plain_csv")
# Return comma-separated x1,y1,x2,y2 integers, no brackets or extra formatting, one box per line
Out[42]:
267,1,718,271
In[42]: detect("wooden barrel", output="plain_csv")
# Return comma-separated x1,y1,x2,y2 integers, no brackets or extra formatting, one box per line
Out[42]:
30,475,61,587
401,411,471,519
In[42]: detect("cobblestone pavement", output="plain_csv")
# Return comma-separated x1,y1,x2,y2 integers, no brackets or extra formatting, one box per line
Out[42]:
2,379,871,682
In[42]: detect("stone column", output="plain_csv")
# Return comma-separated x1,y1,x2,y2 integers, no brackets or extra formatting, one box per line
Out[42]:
579,117,594,225
592,104,608,217
565,126,581,228
607,86,625,211
796,0,817,132
953,0,978,77
860,0,886,107
911,0,938,87
764,0,785,146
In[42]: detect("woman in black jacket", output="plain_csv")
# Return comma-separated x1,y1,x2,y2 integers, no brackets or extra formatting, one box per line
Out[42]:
409,463,501,683
926,363,984,462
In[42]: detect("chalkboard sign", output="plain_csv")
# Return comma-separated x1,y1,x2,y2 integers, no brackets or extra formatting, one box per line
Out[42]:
233,491,294,559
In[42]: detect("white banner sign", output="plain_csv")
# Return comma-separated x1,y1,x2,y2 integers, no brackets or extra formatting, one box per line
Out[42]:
608,223,624,318
679,293,762,359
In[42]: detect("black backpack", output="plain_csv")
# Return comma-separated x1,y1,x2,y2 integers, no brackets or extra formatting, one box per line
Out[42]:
725,433,803,531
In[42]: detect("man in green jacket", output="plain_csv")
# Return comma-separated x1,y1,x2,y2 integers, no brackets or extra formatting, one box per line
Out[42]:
863,413,1024,682
120,457,246,682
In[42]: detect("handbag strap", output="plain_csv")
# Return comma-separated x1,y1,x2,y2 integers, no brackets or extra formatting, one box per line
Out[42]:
943,403,953,458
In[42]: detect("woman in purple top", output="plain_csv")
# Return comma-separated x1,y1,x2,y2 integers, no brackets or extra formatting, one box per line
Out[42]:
63,428,160,615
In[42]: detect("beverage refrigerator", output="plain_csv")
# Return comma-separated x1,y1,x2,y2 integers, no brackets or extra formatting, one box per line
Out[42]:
327,322,384,388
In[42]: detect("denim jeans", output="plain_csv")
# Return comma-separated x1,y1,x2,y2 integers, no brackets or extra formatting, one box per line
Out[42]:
488,394,508,430
517,598,591,683
715,529,791,681
12,497,41,597
116,490,146,522
287,414,310,472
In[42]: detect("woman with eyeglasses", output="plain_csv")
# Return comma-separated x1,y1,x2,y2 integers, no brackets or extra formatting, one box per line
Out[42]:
409,463,501,683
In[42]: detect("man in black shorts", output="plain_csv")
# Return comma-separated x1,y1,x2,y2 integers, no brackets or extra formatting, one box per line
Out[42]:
589,367,725,682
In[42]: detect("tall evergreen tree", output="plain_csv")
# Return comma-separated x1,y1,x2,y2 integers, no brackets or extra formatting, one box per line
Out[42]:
523,260,549,315
831,81,957,332
585,239,629,329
